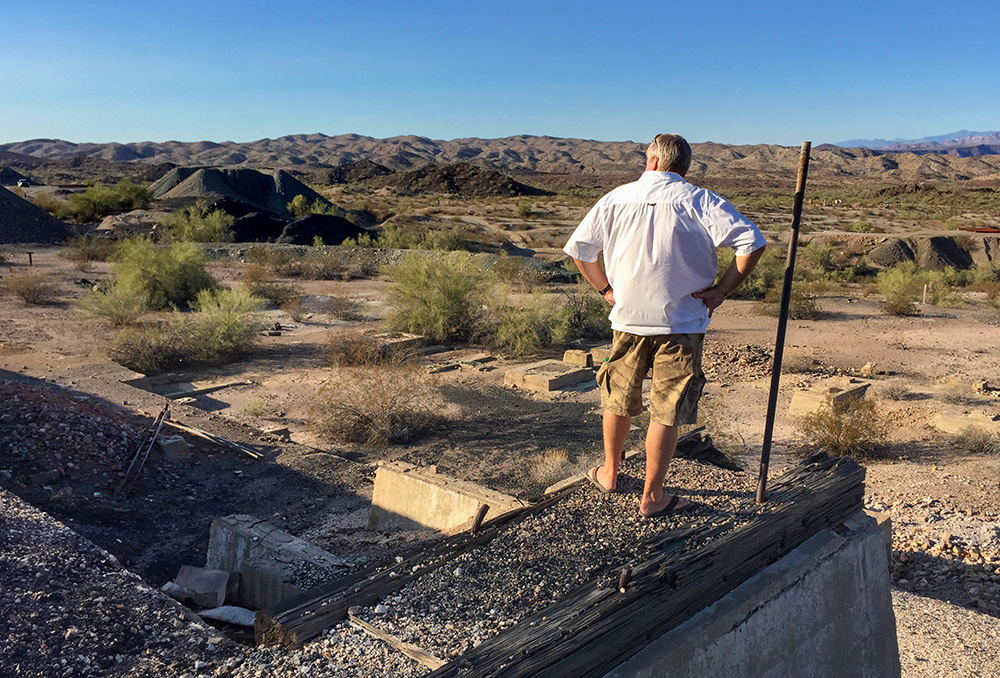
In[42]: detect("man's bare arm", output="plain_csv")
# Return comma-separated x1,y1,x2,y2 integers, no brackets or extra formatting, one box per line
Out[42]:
572,257,615,306
691,246,766,316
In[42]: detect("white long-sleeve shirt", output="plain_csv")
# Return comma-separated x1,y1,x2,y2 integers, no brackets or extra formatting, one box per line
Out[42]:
563,171,766,336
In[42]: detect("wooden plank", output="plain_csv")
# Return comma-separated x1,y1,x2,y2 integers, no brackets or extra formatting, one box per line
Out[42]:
256,483,580,648
348,612,447,670
427,453,864,677
164,419,264,459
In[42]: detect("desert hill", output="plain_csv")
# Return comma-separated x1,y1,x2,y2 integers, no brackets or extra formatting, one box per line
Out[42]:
368,162,546,198
3,134,1000,184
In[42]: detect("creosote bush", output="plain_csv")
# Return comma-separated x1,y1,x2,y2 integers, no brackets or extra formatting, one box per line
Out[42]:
796,396,890,459
107,287,264,374
108,238,216,310
752,286,820,320
387,252,492,342
5,270,57,304
62,234,116,271
311,357,442,445
163,205,234,242
59,178,151,223
327,332,387,367
78,280,147,326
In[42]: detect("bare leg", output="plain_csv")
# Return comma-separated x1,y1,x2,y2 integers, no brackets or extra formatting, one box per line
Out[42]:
639,421,691,514
597,410,631,491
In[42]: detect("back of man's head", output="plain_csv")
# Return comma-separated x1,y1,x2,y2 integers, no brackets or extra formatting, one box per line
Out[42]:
646,134,692,176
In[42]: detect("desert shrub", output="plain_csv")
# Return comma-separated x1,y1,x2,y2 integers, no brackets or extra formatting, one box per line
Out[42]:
327,332,387,367
482,300,553,357
971,261,1000,284
31,192,69,216
492,253,546,291
954,428,1000,455
517,202,532,218
110,238,216,310
242,263,301,306
311,359,441,445
552,283,613,343
877,262,920,316
186,287,265,364
108,322,189,374
317,295,368,321
878,380,910,401
61,178,151,222
243,398,266,418
5,270,56,304
62,234,116,271
920,269,965,308
287,194,346,219
798,242,835,274
341,232,377,248
752,285,820,320
796,397,889,459
419,228,466,251
386,252,493,342
850,219,873,233
78,280,147,326
379,223,420,249
163,205,234,242
717,247,785,300
282,297,307,322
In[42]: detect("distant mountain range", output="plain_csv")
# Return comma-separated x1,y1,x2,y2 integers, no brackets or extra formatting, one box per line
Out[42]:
3,134,1000,185
832,130,1000,156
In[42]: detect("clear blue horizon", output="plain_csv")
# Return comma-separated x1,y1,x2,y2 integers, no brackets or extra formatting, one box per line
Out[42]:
2,0,997,147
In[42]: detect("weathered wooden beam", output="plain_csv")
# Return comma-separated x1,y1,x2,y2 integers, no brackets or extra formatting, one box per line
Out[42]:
348,611,446,670
427,453,864,678
255,483,579,648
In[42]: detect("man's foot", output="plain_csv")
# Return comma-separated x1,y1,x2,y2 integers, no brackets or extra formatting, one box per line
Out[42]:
586,465,616,493
639,493,694,518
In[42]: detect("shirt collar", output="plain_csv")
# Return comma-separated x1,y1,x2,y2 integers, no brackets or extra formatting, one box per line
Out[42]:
639,170,686,184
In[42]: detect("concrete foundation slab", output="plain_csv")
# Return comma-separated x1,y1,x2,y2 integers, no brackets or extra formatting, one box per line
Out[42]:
368,461,523,532
504,360,594,392
788,377,871,418
928,412,1000,436
604,511,900,678
373,332,424,356
207,515,347,610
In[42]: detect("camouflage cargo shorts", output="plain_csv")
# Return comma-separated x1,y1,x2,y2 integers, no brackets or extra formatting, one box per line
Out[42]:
596,331,706,426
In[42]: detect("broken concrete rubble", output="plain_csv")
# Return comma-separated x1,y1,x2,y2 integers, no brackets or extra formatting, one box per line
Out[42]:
504,359,594,392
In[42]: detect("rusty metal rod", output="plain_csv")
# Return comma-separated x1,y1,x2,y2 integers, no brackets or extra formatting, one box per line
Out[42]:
756,141,812,504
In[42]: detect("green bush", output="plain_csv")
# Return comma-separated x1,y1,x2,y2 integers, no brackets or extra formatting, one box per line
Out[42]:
483,299,553,356
552,283,613,343
287,194,347,219
163,205,234,242
187,288,265,364
79,280,147,326
109,238,216,310
60,178,151,223
877,262,920,316
386,252,493,342
517,201,532,218
717,247,785,300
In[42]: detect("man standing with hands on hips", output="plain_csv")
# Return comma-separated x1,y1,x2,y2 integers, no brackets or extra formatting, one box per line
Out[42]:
563,133,766,517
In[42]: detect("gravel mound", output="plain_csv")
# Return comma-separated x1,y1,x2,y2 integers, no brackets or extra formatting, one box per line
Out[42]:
867,238,916,268
0,166,31,185
915,236,974,271
149,168,330,218
0,186,72,244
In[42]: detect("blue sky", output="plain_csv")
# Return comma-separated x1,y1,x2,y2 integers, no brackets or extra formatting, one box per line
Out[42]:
1,0,996,146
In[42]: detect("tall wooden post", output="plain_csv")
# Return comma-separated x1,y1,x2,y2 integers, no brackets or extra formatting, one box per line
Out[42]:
756,142,812,504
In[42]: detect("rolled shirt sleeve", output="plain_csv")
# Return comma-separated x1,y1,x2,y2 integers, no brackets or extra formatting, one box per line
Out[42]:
563,202,607,262
704,193,767,256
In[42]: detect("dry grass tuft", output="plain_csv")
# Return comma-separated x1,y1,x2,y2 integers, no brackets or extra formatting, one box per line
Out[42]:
311,358,442,445
6,270,57,304
797,396,890,459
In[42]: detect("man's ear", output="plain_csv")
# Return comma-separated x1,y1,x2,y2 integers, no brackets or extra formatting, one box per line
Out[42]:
645,155,659,171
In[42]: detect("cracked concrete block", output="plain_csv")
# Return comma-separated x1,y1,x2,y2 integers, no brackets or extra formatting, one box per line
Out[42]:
787,378,871,418
590,345,613,364
157,435,190,460
504,360,594,392
368,461,523,533
207,515,347,610
562,349,593,367
373,332,424,356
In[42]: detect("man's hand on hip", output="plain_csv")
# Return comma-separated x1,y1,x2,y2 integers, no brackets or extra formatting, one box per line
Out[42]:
692,286,726,317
